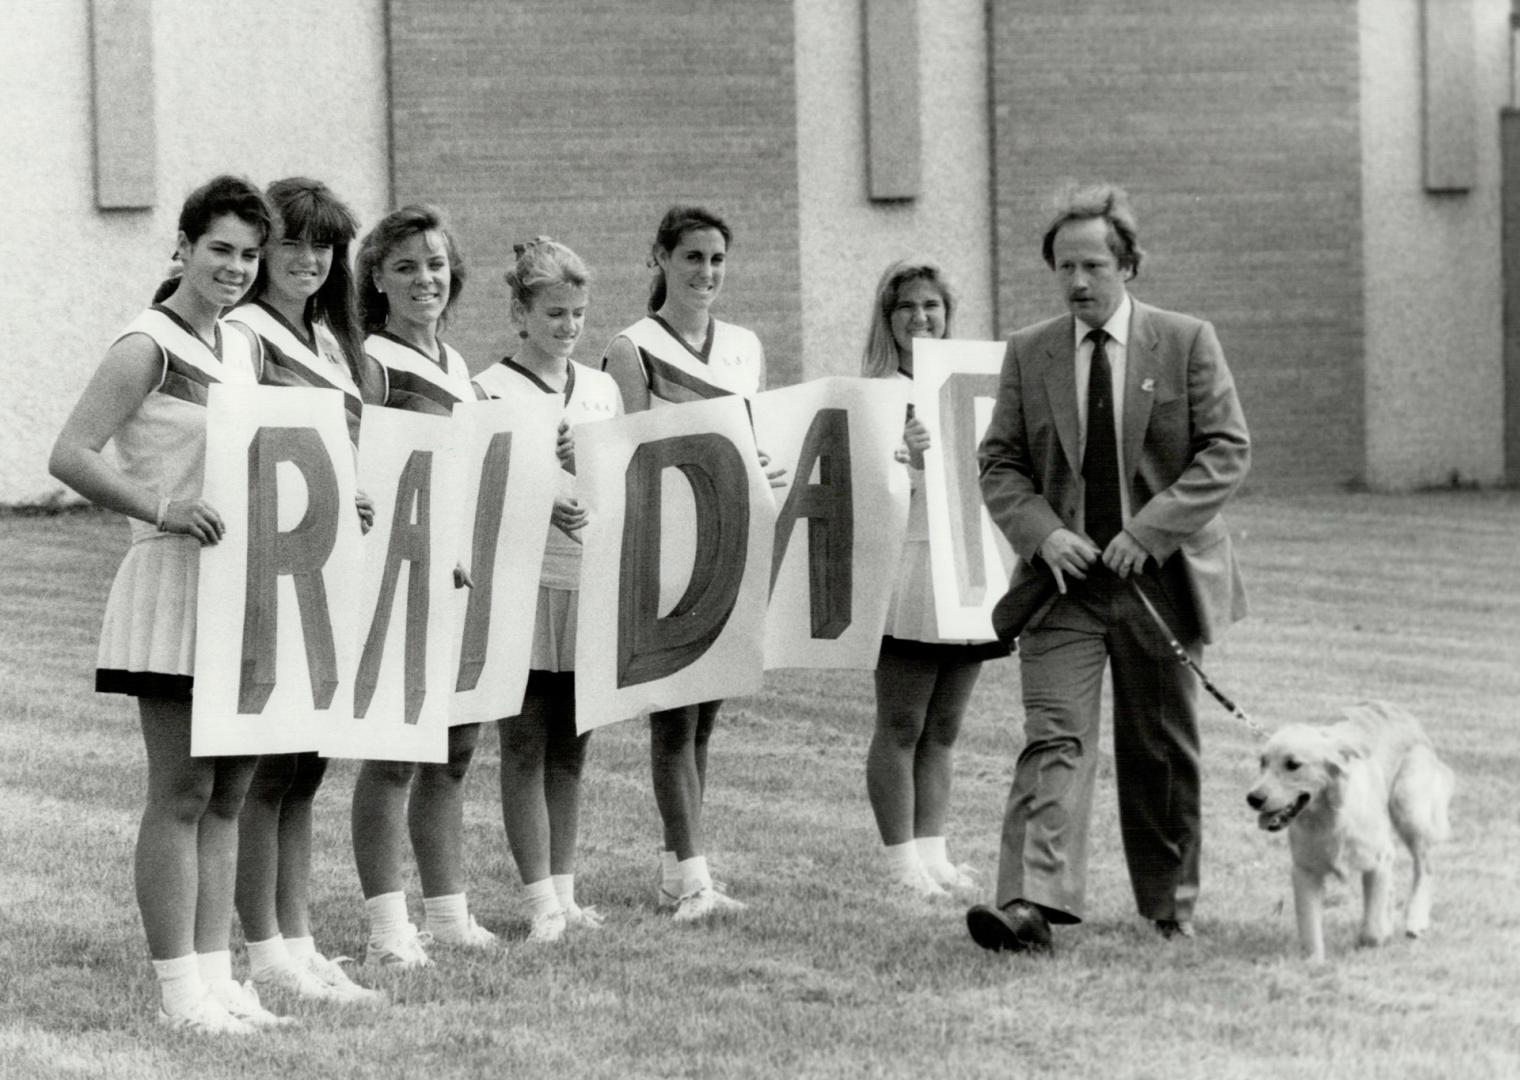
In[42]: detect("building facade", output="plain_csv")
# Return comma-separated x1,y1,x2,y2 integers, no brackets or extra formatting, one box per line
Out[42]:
3,0,1512,504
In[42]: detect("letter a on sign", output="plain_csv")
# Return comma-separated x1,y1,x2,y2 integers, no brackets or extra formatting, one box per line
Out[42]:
752,376,908,670
193,386,362,757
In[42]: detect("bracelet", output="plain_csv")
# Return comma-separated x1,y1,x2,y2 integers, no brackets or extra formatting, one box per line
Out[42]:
155,495,170,532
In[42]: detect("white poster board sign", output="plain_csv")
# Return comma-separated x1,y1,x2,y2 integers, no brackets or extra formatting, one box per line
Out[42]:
322,407,462,763
912,339,1016,641
574,396,776,732
447,397,561,726
193,385,362,756
752,376,910,669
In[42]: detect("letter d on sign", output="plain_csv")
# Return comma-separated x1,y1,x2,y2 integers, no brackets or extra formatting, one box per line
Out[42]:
239,427,341,713
617,433,748,688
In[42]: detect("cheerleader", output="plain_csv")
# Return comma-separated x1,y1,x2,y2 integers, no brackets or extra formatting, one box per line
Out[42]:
49,175,286,1033
601,206,766,922
224,178,385,1004
860,259,1002,897
473,238,621,943
349,205,496,967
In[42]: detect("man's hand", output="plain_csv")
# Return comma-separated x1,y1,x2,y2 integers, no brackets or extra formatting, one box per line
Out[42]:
1037,527,1100,594
1101,530,1150,579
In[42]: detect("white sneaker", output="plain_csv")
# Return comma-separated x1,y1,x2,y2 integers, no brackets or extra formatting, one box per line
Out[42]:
564,903,606,931
206,978,293,1028
251,960,342,1002
708,880,747,912
157,994,255,1036
893,867,951,899
306,952,387,1005
364,923,434,970
527,910,567,944
657,884,681,909
924,862,979,891
429,913,497,949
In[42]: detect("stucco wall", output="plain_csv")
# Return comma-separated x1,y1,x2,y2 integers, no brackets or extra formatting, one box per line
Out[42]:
2,1,389,506
1360,0,1509,489
794,0,994,378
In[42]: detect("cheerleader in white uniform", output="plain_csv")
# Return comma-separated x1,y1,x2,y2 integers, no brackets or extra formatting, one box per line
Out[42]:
49,176,288,1034
348,205,496,967
224,178,386,1005
601,206,771,922
859,259,1004,898
473,238,622,943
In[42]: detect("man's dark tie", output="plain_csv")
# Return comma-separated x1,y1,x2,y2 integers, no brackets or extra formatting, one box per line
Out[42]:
1083,328,1122,549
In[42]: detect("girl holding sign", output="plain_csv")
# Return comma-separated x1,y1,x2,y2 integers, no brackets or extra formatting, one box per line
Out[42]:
225,178,385,1004
49,176,289,1033
861,259,1001,898
349,205,496,967
473,238,622,943
602,206,763,922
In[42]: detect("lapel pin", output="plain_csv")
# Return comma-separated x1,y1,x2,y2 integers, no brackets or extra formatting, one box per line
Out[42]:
1141,378,1155,393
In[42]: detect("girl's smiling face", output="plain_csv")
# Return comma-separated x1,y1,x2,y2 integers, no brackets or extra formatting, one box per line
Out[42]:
517,281,588,362
176,213,262,311
262,217,333,312
375,229,451,333
658,226,726,312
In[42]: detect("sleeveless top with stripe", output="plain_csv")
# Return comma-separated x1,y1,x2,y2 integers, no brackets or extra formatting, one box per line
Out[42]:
367,330,476,413
472,357,622,590
607,314,762,407
227,300,386,444
110,305,262,543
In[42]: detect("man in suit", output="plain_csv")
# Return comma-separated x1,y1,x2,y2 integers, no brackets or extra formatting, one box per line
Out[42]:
967,184,1249,953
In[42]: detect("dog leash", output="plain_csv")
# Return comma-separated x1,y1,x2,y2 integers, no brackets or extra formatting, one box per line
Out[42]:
1127,579,1268,741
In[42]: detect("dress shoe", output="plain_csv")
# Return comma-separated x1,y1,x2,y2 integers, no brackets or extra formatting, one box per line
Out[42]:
1154,919,1195,940
966,900,1053,954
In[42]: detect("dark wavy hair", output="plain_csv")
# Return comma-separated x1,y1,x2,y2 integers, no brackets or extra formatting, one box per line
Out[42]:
646,204,731,314
250,177,366,382
1039,182,1144,276
355,204,467,333
153,174,273,303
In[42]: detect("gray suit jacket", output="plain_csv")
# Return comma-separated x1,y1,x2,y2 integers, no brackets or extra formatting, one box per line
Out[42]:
978,298,1250,643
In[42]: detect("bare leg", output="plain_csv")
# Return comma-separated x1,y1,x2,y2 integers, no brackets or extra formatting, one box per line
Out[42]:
866,652,934,846
274,753,327,939
352,759,417,899
412,722,480,898
235,753,299,943
135,697,214,960
911,660,980,839
650,705,703,860
193,752,258,955
500,698,552,886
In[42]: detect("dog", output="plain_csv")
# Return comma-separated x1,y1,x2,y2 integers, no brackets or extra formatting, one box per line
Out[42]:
1246,700,1454,962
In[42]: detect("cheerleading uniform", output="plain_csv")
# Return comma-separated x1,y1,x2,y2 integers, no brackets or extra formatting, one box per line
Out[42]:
604,314,762,405
95,305,262,700
366,330,476,412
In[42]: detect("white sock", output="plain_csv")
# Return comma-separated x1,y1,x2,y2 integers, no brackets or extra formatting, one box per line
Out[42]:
884,840,924,882
524,878,562,920
153,954,204,1016
245,936,289,978
365,891,411,943
915,836,952,874
552,873,578,912
284,935,317,963
660,850,680,897
423,892,469,935
197,949,234,986
677,855,712,897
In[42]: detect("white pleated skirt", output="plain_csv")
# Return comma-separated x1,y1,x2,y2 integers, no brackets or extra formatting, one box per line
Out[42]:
882,538,941,643
528,585,578,673
95,534,199,699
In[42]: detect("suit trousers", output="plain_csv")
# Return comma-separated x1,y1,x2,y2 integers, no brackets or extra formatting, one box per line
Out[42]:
993,568,1201,924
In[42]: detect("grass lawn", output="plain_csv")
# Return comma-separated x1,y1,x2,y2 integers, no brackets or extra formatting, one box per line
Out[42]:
1,491,1517,1079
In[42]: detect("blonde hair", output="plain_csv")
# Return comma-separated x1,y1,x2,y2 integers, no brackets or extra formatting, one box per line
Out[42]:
860,258,956,379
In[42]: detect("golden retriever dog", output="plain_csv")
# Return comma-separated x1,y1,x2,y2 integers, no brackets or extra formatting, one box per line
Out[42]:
1246,701,1454,962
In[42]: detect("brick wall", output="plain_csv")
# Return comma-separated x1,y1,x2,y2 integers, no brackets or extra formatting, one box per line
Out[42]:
989,0,1365,489
387,1,800,386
